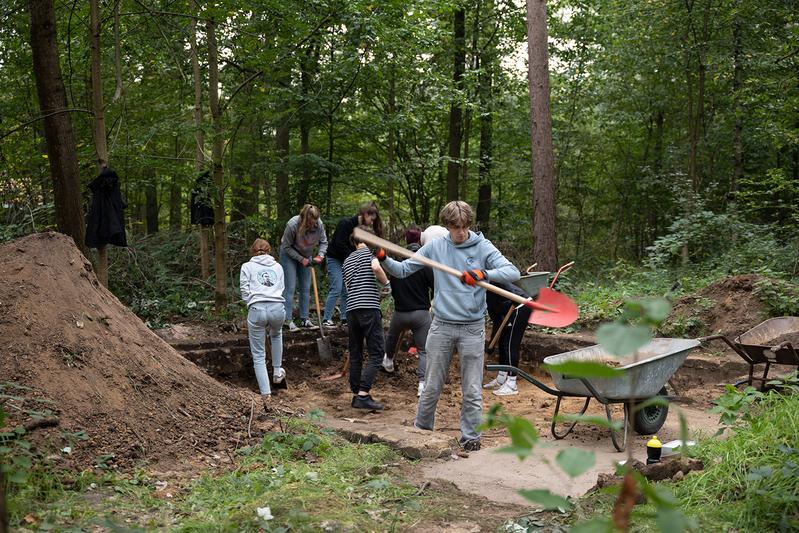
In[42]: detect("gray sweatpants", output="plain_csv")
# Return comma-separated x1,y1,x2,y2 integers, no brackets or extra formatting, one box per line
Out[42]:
415,318,485,444
384,309,431,381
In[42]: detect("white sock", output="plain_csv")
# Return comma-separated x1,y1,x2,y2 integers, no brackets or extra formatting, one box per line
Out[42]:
497,371,508,383
506,375,517,388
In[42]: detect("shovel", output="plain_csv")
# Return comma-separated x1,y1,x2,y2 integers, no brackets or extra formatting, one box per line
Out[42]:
353,228,580,328
310,266,333,361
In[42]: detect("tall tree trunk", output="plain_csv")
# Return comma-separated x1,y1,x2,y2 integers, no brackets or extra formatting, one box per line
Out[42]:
207,19,227,309
169,180,181,229
29,0,87,255
387,66,397,231
89,0,110,285
297,43,316,208
476,49,494,234
89,0,108,170
731,10,743,194
145,178,158,234
190,11,209,280
526,0,558,271
275,67,291,221
326,115,334,216
446,8,466,201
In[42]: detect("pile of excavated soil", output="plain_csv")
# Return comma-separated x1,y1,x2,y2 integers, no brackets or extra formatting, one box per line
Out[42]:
665,274,767,338
0,232,251,469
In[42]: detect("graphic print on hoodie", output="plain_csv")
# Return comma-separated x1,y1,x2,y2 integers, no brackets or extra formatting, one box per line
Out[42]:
240,254,286,307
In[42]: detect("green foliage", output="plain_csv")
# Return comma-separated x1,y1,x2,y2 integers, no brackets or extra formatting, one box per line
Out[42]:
673,391,799,530
753,277,799,316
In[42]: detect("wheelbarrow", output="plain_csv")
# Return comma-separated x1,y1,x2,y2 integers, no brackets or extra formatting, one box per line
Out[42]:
487,337,700,451
701,317,799,390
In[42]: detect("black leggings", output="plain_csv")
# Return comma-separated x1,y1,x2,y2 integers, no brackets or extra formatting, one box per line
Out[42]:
497,306,532,376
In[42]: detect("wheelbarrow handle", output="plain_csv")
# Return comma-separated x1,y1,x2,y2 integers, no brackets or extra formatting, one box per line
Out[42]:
549,261,575,289
486,364,563,397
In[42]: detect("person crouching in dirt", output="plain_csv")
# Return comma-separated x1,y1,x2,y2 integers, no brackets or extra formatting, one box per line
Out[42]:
280,204,328,331
381,226,434,398
240,238,287,411
483,282,532,396
343,225,391,410
376,201,520,451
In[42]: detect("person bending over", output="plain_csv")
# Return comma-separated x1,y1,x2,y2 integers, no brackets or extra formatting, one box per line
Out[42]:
279,204,328,330
382,226,434,398
484,282,532,396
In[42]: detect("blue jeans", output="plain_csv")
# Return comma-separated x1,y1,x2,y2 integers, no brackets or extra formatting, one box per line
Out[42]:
323,257,347,321
416,318,485,444
247,302,285,395
280,251,310,321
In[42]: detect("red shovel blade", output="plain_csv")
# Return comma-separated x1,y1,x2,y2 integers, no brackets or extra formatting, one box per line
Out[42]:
526,287,579,328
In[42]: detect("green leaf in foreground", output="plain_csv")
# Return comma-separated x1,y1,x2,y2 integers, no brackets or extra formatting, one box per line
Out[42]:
596,322,652,356
555,448,596,478
503,416,539,459
554,414,623,430
518,489,572,510
544,360,625,378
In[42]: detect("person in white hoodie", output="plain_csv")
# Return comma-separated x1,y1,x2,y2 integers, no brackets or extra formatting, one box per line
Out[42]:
240,238,287,410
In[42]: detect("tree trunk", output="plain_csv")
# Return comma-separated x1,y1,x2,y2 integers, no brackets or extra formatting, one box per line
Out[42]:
387,66,397,231
29,0,87,255
526,0,558,271
731,10,743,194
89,0,110,285
326,115,335,216
189,10,209,279
446,8,466,202
207,19,227,309
476,0,494,233
169,181,181,229
145,179,158,234
275,66,291,220
297,43,316,208
89,0,108,170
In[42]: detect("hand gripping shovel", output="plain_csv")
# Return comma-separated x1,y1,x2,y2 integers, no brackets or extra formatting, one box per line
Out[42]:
310,266,333,362
353,228,579,328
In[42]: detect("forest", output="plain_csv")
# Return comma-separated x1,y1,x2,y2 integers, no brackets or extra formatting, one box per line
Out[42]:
1,0,798,531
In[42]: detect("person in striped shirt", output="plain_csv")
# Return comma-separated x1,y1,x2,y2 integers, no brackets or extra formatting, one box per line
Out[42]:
343,225,391,410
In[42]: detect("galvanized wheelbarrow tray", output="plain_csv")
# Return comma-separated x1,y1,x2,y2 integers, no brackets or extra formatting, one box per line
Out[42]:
488,337,700,451
702,316,799,390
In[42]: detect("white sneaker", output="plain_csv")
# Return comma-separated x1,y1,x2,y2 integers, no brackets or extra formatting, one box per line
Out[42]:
381,354,395,373
284,321,299,332
417,381,425,397
493,381,518,396
273,367,286,384
483,374,507,389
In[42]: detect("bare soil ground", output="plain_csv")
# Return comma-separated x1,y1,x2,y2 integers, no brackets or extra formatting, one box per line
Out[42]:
0,233,256,471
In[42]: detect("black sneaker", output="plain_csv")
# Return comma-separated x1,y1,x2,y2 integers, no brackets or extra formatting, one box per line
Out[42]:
299,318,315,328
460,439,481,452
351,394,384,410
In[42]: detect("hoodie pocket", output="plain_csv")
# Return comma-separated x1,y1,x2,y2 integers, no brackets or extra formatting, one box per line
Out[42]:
436,288,481,321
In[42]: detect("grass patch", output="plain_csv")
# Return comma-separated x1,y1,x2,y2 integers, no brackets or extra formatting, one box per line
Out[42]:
568,390,799,531
7,419,425,531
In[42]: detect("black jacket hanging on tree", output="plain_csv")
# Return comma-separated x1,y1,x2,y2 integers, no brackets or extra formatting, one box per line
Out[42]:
85,167,128,248
190,171,214,226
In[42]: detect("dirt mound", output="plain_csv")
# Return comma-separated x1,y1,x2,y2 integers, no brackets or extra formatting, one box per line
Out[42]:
0,232,251,469
664,274,767,338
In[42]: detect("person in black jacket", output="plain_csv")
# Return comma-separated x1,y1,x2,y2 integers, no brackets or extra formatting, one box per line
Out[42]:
322,202,384,326
483,281,532,396
381,227,434,397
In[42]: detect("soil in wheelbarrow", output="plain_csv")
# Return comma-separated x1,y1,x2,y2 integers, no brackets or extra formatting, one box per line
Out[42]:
0,232,252,471
764,332,799,346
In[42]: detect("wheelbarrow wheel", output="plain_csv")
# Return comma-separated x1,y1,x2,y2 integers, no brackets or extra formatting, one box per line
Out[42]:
633,387,669,435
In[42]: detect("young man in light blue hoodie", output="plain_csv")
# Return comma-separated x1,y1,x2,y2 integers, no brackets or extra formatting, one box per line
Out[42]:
377,201,520,451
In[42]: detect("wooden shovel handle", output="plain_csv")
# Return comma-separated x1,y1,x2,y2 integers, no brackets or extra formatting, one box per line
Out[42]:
353,228,553,312
309,266,325,338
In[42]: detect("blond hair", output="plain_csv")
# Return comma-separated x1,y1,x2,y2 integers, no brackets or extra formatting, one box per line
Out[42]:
439,201,473,228
250,238,271,256
298,204,320,236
